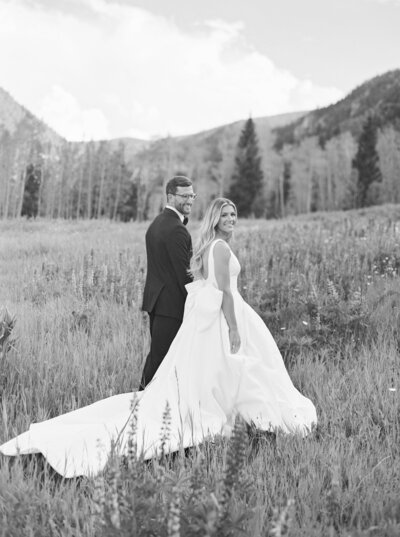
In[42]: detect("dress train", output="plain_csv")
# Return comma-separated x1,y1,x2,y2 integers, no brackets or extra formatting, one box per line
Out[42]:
0,240,317,477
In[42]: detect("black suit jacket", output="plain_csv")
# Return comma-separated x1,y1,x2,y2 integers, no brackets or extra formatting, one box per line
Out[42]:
142,208,193,321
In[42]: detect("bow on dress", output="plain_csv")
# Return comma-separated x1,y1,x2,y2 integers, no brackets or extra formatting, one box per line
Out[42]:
184,279,223,331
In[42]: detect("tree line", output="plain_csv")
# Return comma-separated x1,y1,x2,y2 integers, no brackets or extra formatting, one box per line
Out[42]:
1,115,400,221
228,115,400,218
0,136,142,221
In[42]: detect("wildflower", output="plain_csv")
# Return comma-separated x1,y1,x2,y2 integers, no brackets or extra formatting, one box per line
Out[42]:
92,474,105,524
218,415,248,529
106,444,121,529
327,279,339,301
0,308,15,345
160,401,172,458
325,464,340,532
0,308,16,358
87,268,94,287
71,269,77,293
167,487,181,537
270,498,295,537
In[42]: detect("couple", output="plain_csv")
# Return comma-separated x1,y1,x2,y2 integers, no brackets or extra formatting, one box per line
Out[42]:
0,176,317,478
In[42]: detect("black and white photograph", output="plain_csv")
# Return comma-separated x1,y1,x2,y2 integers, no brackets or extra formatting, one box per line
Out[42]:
0,0,399,535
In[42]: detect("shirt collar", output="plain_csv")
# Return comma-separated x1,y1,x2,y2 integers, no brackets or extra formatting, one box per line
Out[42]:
165,205,184,222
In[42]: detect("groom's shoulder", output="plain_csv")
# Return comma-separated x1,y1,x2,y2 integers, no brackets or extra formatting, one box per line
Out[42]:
151,210,179,229
147,210,185,237
147,210,168,229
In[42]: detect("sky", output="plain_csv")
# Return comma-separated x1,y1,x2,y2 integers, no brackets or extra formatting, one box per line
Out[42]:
0,0,399,141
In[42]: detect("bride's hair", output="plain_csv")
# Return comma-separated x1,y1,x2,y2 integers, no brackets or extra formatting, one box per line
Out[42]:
190,197,237,278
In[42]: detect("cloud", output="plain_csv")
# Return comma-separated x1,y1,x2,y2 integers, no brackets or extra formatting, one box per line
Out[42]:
367,0,400,5
0,0,344,140
38,85,109,140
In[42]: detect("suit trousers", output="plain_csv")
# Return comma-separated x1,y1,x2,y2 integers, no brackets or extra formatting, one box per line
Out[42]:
139,312,181,390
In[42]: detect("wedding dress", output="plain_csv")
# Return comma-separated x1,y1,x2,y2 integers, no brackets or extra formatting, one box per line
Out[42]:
0,239,317,477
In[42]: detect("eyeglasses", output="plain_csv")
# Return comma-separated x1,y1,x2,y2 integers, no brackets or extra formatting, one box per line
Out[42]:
174,193,197,201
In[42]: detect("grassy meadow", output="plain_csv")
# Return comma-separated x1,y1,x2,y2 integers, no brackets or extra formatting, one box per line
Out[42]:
1,206,400,536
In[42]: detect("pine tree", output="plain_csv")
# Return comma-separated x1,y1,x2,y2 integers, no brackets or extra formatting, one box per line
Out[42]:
118,180,138,222
228,118,264,217
21,164,41,218
282,160,291,207
352,115,382,207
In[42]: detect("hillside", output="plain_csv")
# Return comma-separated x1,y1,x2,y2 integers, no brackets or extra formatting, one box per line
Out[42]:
0,84,304,163
173,111,307,142
2,68,400,220
273,69,400,150
0,87,64,146
126,111,307,216
103,111,306,168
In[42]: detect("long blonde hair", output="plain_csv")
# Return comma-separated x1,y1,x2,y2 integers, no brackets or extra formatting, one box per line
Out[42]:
190,198,237,278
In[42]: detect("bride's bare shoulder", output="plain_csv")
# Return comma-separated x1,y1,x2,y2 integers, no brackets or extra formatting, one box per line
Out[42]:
213,239,230,260
201,240,229,277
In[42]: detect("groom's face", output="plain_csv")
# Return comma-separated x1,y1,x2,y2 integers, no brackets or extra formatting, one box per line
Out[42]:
169,186,195,216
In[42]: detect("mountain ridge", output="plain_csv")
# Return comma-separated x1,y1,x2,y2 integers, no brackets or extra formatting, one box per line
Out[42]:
0,87,64,145
1,69,400,220
0,84,306,148
273,69,400,150
2,69,400,157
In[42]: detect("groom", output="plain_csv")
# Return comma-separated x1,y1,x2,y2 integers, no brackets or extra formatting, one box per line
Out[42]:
139,176,195,390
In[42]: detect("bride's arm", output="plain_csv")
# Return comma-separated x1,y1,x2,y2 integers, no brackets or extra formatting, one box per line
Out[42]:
213,241,241,354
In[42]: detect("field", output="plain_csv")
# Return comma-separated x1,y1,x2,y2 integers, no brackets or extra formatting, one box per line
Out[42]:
1,206,400,536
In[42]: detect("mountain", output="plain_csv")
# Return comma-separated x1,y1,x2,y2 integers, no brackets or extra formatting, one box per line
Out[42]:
0,82,304,166
68,137,151,164
0,85,304,162
0,87,64,146
126,112,307,180
273,69,400,150
3,69,400,161
2,68,400,220
173,111,307,141
98,111,306,168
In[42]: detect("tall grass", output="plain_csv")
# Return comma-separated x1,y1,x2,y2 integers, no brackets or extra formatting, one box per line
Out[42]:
0,206,400,536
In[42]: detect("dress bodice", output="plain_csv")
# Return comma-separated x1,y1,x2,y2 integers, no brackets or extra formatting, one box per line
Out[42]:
205,239,241,292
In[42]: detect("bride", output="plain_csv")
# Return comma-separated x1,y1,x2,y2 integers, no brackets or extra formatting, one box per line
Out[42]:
0,198,317,477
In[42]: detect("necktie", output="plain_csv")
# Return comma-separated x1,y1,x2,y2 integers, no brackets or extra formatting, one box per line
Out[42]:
183,217,189,226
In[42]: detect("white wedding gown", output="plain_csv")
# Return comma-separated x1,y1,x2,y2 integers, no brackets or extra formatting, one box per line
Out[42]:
0,240,317,477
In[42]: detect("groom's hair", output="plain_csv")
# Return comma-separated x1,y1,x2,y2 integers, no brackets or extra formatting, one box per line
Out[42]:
166,176,193,195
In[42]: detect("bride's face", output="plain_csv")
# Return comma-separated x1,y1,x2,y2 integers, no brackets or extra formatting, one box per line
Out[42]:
216,205,237,235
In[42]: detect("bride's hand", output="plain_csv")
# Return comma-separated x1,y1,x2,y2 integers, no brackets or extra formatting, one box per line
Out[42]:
229,328,241,354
